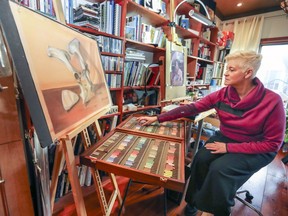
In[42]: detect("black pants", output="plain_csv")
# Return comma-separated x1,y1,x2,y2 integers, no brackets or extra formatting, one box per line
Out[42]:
185,132,276,216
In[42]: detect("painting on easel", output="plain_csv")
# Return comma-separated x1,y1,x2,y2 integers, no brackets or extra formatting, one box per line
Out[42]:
2,1,112,147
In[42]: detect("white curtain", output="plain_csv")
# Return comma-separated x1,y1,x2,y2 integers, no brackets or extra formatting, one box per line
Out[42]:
230,16,264,53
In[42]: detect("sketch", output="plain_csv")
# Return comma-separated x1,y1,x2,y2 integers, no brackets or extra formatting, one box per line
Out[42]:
171,51,184,86
7,2,112,146
47,38,97,110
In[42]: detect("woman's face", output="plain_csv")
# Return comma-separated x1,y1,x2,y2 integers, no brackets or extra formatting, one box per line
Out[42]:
175,61,179,70
224,59,247,86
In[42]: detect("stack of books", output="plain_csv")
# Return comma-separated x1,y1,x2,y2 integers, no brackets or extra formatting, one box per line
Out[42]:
125,48,146,61
73,3,100,31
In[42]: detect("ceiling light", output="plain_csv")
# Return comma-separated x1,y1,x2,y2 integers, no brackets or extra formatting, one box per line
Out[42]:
237,3,243,7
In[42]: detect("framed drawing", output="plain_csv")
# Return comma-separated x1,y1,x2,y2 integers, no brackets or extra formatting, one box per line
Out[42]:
203,64,214,84
0,1,112,147
165,40,187,100
171,51,184,86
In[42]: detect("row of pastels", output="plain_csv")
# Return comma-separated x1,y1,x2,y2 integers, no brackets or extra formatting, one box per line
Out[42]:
89,132,181,180
120,116,183,138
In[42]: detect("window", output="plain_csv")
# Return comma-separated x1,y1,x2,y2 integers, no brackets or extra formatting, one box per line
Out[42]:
257,38,288,106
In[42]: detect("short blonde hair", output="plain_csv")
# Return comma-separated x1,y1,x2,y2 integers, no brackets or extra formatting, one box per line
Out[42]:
225,51,262,77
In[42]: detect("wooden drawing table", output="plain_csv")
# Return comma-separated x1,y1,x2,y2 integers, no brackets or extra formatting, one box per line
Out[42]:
80,115,186,215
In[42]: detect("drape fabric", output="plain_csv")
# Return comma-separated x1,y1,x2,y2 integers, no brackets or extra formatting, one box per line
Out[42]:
230,16,264,53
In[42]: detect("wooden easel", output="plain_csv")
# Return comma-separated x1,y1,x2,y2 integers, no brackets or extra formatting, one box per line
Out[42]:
49,112,124,216
49,2,123,215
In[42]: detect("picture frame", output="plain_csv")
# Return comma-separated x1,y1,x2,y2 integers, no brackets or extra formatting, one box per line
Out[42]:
171,51,184,86
1,1,112,147
144,0,162,13
165,40,187,100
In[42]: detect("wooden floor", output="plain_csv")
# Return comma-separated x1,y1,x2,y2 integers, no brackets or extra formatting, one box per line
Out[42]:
53,151,288,216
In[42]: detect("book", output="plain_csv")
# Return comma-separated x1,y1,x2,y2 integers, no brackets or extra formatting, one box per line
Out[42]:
100,1,107,32
126,14,141,41
147,64,160,85
180,18,189,29
202,64,214,84
141,23,151,43
160,1,167,17
113,3,122,36
125,26,136,40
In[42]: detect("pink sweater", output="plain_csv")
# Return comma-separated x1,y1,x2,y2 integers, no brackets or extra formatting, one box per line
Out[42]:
158,78,286,154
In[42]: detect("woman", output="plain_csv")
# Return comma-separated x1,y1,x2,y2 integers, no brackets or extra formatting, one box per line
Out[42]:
171,59,184,86
137,51,285,216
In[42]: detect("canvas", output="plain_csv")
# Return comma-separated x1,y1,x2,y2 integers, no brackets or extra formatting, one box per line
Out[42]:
0,1,112,147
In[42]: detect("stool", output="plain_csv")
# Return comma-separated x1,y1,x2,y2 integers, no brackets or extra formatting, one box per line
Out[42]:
235,190,263,216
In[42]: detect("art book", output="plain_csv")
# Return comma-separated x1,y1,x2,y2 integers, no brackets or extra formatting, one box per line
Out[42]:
125,26,136,40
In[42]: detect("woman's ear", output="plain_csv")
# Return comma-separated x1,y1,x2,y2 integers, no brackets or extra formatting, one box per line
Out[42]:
244,68,253,79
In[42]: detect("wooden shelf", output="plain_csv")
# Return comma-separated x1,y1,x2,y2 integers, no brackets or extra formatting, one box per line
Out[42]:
199,36,217,46
68,24,124,40
187,55,214,63
127,0,169,27
100,52,124,57
174,25,200,39
100,112,121,119
109,87,122,91
125,39,166,52
123,105,161,114
123,85,160,90
105,71,123,74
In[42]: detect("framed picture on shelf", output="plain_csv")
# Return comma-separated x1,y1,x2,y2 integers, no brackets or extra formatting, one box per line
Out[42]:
165,40,187,100
171,51,184,86
144,0,162,13
180,18,189,29
2,1,112,147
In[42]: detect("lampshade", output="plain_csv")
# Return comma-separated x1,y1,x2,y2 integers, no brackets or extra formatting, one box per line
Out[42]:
188,9,215,27
173,0,215,27
171,0,215,44
280,0,288,14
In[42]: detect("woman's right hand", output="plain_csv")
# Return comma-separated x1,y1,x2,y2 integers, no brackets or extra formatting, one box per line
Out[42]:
136,116,158,126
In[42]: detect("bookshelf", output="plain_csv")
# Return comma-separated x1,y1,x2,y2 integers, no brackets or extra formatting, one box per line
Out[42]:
121,0,169,120
171,0,220,95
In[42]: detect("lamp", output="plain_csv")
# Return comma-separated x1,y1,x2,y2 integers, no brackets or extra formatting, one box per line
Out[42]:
188,10,214,26
170,0,215,44
280,0,288,14
173,0,215,27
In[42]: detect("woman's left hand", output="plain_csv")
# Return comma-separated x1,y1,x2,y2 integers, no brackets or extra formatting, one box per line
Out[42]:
205,141,227,154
